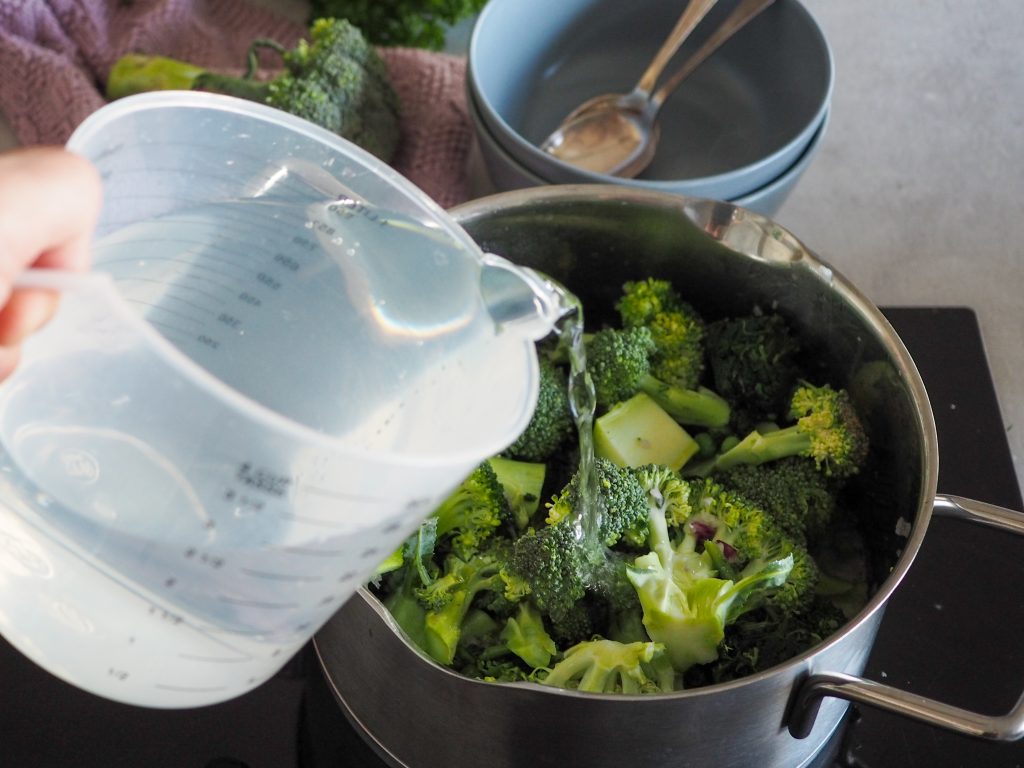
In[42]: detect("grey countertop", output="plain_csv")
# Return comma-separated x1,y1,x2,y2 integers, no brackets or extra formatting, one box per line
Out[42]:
777,0,1024,493
2,0,1021,493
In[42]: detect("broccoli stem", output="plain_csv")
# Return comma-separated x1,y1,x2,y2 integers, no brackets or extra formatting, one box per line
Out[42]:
107,39,285,102
636,373,731,428
712,425,811,471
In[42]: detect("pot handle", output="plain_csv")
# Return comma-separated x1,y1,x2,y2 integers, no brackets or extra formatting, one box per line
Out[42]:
788,494,1024,741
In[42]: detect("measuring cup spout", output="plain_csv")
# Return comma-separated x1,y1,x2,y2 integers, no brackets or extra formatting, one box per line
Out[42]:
479,253,571,341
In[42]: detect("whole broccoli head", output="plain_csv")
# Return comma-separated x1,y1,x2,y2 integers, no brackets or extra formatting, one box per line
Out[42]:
502,356,574,463
106,18,401,161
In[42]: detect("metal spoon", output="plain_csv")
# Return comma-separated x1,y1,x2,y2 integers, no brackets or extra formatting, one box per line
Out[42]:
540,0,776,178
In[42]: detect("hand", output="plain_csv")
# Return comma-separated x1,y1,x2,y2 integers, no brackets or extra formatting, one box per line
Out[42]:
0,147,101,379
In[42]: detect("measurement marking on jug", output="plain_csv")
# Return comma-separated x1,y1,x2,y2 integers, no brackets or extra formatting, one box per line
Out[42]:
183,547,225,570
153,683,229,693
217,595,300,610
282,546,345,557
240,567,322,583
236,463,291,497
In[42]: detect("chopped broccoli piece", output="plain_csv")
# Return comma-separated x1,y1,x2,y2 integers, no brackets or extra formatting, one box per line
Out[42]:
624,471,798,672
542,639,676,694
717,457,838,542
106,19,401,161
705,312,802,420
431,462,510,559
586,326,730,428
502,519,587,624
501,601,557,669
488,456,547,530
707,383,869,478
503,356,574,462
616,279,706,389
544,457,649,549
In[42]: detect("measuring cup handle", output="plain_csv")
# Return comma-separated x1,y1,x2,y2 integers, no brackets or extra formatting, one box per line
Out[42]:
13,268,112,293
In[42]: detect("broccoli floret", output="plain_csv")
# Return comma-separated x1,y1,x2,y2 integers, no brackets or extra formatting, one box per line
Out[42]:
421,550,506,665
503,356,574,462
106,19,401,161
541,639,676,694
706,383,869,479
624,472,797,672
586,326,730,428
502,518,587,623
705,312,802,420
431,462,510,559
716,457,837,543
710,595,847,682
545,457,649,549
501,601,558,669
616,278,706,390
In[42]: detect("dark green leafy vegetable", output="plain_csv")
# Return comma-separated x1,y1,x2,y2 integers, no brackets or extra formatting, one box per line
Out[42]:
309,0,488,50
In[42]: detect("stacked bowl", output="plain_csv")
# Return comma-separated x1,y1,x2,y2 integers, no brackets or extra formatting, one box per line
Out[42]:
466,0,833,216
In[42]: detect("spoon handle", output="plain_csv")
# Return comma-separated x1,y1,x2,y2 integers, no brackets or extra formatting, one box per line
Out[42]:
650,0,777,109
634,0,720,97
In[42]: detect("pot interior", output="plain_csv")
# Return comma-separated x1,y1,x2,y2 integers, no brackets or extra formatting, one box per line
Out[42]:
452,186,937,609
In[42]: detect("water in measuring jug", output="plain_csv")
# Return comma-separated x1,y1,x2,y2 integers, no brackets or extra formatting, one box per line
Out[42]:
0,193,547,707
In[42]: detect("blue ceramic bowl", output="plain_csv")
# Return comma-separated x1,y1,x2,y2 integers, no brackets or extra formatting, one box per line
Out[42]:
467,0,832,200
469,83,830,218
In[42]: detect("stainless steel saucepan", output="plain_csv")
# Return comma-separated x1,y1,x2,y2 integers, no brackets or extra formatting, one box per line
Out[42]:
313,186,1024,768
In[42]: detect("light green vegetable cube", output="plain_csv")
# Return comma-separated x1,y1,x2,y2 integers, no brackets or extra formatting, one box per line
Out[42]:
594,393,699,471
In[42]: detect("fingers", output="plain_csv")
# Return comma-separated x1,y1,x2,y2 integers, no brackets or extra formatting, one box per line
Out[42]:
0,146,102,368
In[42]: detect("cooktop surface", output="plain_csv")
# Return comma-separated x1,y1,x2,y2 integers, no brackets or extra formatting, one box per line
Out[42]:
2,307,1022,767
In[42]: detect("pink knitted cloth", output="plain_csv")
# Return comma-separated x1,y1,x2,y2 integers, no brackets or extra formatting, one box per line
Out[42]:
0,0,473,207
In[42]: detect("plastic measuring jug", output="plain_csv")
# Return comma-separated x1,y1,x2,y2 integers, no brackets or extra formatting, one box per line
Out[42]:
0,92,566,707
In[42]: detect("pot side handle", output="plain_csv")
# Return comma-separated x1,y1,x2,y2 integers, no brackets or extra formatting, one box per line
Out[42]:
789,494,1024,741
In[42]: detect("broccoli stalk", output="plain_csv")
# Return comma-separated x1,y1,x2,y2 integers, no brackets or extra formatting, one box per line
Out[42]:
707,383,869,478
106,18,401,161
626,467,795,672
542,638,676,694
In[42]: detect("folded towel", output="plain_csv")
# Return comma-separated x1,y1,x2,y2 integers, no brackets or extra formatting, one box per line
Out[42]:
0,0,472,206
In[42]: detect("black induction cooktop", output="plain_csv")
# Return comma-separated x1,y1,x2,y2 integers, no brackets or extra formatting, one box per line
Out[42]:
3,307,1023,768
